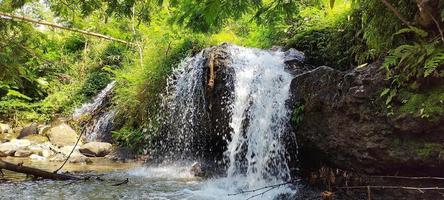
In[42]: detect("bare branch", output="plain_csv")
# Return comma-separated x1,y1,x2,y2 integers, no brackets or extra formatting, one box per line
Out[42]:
338,185,444,192
0,11,132,45
379,0,412,26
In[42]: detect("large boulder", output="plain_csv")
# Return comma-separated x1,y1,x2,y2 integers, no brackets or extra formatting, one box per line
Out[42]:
18,123,38,139
290,63,444,176
0,142,19,157
47,123,79,147
79,142,112,157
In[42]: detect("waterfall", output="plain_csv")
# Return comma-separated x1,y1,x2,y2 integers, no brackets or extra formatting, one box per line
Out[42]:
163,44,298,199
161,52,208,159
73,81,116,142
225,45,293,187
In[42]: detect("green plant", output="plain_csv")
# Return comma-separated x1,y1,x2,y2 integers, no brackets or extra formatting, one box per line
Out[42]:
291,103,305,126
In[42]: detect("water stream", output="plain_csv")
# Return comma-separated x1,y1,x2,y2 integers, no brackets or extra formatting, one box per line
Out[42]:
0,45,298,200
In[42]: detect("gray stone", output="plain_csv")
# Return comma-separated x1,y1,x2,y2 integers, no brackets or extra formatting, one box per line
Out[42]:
80,142,112,157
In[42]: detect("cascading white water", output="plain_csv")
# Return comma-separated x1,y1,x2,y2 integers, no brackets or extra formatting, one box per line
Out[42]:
161,52,208,158
225,45,293,188
73,81,116,142
82,110,115,142
73,81,116,119
163,44,297,199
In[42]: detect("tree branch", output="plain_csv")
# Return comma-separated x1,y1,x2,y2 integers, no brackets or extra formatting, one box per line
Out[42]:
0,11,132,45
0,159,79,180
379,0,412,26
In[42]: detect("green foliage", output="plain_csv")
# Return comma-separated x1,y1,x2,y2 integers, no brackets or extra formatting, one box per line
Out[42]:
112,127,145,153
80,71,111,98
291,103,305,126
397,86,444,121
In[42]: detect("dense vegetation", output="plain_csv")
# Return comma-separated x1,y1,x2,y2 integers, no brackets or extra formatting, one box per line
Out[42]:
0,0,442,152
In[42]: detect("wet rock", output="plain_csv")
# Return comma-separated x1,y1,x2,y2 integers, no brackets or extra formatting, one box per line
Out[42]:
0,142,19,157
0,123,11,134
14,149,32,157
79,142,112,157
290,63,444,176
190,162,205,177
47,122,79,147
283,48,305,64
18,123,38,139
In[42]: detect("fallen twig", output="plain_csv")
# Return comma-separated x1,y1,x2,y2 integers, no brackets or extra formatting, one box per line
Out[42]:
246,187,276,200
228,181,294,196
337,185,444,193
370,176,444,181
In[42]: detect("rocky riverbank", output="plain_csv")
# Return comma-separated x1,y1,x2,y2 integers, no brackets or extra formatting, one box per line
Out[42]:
0,120,116,164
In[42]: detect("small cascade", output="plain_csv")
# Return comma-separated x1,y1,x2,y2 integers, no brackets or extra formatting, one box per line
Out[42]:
161,44,299,199
73,81,116,142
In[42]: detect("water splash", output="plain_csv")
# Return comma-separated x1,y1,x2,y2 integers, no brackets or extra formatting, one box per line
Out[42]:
161,52,208,159
162,44,297,199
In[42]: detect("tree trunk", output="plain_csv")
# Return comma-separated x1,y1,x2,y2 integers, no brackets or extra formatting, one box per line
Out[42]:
0,159,79,180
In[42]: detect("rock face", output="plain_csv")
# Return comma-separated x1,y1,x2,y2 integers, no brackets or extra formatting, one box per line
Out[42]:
79,142,112,157
290,63,444,176
47,122,79,147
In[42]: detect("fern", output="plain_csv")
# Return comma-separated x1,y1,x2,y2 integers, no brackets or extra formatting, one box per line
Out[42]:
424,52,444,77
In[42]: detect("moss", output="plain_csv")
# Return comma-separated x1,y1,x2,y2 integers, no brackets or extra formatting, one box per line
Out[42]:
390,138,444,159
397,85,444,121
